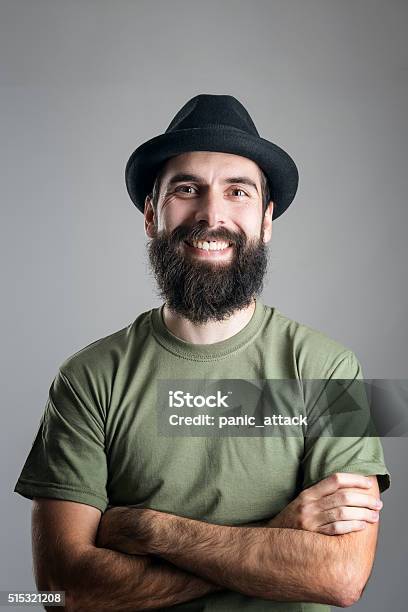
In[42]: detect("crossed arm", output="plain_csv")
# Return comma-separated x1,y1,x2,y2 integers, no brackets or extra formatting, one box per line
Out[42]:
35,473,382,611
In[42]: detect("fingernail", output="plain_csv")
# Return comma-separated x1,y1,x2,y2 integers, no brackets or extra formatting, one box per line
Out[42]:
375,500,383,508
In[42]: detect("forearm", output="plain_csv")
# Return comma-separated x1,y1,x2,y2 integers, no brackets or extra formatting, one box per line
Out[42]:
51,546,221,611
149,512,359,605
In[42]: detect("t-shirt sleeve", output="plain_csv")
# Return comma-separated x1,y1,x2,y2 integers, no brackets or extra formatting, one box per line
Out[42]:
301,350,391,494
14,366,109,513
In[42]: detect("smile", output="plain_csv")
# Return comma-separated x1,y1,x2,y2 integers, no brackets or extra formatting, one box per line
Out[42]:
185,239,232,251
183,240,234,258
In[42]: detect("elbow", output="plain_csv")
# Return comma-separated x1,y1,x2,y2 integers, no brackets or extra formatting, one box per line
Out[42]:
61,591,77,612
36,582,76,612
335,588,364,608
40,579,77,612
42,579,78,612
34,563,83,612
334,587,364,608
315,580,364,608
330,563,369,608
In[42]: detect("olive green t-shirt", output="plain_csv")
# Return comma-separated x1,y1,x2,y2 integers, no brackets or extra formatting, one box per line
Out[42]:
14,298,390,611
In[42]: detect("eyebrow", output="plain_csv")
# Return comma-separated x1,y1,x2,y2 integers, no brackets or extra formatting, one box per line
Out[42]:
166,173,259,194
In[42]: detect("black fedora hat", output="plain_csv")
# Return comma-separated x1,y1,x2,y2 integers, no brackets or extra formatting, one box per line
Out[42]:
125,94,299,220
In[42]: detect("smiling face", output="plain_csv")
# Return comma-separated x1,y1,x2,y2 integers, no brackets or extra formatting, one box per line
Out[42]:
145,151,273,251
145,151,274,323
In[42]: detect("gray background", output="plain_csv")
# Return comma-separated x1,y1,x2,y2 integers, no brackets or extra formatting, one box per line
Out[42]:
1,0,407,609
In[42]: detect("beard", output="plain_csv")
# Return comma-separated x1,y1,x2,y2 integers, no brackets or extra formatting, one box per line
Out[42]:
147,221,269,324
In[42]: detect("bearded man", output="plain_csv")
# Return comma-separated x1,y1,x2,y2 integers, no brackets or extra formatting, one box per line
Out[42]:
15,94,390,612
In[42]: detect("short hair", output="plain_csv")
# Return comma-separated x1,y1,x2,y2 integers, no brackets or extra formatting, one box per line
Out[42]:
148,163,272,217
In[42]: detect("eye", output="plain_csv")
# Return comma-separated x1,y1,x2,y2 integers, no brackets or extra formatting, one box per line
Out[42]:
230,188,248,197
175,185,197,194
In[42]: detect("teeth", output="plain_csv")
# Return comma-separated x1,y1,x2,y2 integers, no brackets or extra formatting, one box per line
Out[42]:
190,240,230,251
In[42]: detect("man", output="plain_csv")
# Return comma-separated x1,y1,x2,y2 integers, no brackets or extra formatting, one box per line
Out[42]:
14,94,390,611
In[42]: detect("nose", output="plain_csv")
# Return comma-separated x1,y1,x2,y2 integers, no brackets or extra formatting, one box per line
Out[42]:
193,187,226,227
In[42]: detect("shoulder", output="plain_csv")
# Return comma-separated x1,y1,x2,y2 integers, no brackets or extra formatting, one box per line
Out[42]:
265,305,361,379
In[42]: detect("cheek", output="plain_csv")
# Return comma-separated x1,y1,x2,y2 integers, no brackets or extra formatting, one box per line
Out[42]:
157,208,186,233
230,206,263,235
238,219,263,240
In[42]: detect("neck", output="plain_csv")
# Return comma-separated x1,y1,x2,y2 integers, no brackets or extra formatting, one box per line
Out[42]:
162,298,257,345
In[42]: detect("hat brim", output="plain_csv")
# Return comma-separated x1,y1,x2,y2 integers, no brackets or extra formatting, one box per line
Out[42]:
125,126,299,220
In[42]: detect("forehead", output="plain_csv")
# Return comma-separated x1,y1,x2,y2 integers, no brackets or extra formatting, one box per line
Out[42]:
160,151,262,182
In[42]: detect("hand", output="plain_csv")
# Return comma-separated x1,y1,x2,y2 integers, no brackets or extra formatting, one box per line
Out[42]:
267,472,383,535
96,506,159,555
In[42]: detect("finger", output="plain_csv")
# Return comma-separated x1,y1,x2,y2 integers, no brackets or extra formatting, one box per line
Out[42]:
319,506,380,525
304,473,374,500
319,491,383,512
318,521,368,536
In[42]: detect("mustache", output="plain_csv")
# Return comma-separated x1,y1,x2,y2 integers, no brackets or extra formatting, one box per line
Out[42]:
163,223,247,248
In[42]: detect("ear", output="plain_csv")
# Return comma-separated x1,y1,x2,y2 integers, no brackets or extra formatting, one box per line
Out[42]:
144,195,157,238
262,201,274,243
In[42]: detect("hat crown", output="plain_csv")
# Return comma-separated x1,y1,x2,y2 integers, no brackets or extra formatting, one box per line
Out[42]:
165,94,260,137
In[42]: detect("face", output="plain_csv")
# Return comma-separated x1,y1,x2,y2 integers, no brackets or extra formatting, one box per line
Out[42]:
145,151,274,323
